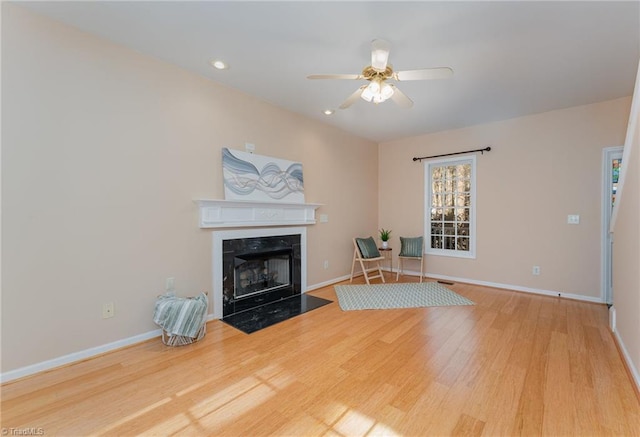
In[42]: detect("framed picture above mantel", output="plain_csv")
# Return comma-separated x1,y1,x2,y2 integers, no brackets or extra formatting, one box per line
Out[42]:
222,147,305,203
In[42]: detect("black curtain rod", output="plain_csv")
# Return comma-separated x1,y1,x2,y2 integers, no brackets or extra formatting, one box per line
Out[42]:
412,146,491,162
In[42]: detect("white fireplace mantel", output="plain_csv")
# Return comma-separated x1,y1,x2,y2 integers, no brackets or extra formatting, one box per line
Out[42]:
194,199,322,228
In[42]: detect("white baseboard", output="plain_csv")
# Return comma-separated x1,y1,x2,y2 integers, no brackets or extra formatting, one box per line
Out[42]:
313,270,604,304
613,327,640,394
609,306,640,394
0,279,347,383
1,329,163,384
1,272,604,384
422,272,604,304
610,306,617,331
307,274,351,291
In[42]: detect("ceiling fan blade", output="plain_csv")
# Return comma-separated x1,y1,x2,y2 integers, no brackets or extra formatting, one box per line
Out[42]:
389,85,413,108
339,85,367,109
371,39,391,72
307,74,362,80
395,67,453,81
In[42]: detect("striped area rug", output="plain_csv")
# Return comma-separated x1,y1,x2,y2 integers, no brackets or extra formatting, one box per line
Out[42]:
334,282,474,311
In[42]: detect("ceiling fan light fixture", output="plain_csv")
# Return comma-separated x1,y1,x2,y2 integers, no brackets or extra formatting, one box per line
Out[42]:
367,80,381,94
360,85,375,102
380,82,394,100
361,78,393,104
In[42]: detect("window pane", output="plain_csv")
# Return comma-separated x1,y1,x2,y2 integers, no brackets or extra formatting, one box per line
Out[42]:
456,237,470,251
457,222,470,236
431,236,443,249
463,179,471,191
444,208,455,221
432,167,442,180
444,194,454,207
431,223,443,235
455,193,470,207
431,208,443,221
442,178,452,193
444,237,456,250
432,180,443,193
455,165,468,178
456,208,470,222
445,166,456,179
443,223,455,235
432,193,442,207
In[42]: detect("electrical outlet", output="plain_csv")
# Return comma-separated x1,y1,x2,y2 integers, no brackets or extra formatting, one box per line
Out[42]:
532,266,540,276
166,277,175,291
102,302,115,319
323,260,329,269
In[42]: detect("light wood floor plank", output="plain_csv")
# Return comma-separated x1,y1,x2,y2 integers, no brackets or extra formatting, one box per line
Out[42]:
2,275,639,436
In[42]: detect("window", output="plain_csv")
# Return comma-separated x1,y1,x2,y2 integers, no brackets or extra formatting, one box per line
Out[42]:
425,155,476,258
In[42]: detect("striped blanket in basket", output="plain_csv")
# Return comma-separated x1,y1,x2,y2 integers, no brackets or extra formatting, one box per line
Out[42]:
153,292,208,338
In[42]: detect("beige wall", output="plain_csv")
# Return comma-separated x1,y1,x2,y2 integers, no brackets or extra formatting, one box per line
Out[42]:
2,4,636,379
612,96,640,386
1,5,378,372
379,98,631,298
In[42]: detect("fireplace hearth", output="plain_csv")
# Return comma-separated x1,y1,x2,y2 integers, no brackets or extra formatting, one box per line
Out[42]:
221,293,331,334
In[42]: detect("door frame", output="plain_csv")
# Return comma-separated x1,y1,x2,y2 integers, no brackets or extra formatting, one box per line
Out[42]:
601,145,623,304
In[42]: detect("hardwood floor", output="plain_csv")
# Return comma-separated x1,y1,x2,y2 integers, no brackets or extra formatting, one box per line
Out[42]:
2,276,639,436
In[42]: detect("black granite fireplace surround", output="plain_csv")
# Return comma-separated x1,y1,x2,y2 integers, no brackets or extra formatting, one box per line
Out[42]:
222,234,302,318
220,232,331,334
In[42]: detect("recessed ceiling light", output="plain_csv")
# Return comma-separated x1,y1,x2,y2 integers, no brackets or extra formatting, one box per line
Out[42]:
322,109,334,116
211,60,228,70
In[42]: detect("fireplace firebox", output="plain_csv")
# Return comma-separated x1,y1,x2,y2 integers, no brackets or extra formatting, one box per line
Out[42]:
234,249,292,299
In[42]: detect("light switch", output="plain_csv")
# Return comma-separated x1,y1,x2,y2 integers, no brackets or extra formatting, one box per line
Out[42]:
319,214,328,223
567,214,580,224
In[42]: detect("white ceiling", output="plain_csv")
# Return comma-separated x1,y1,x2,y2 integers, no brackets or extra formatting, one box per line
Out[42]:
18,1,640,143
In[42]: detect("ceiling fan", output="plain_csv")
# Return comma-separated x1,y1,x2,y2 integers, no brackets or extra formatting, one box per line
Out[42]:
307,39,453,109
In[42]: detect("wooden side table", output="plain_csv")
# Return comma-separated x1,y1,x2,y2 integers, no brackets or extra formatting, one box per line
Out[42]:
378,247,393,273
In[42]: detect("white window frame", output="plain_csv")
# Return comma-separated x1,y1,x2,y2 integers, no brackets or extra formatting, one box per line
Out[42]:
424,155,477,259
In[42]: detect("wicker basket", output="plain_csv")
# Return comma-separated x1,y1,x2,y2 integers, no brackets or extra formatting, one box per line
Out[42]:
161,322,206,347
155,291,208,347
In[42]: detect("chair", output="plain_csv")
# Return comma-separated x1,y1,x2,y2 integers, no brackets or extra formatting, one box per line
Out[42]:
396,236,425,283
350,237,386,285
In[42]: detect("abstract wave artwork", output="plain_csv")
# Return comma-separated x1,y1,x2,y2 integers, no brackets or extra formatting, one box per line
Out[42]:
222,148,305,203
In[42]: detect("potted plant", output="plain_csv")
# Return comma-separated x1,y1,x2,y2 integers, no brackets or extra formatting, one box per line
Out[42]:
379,228,392,249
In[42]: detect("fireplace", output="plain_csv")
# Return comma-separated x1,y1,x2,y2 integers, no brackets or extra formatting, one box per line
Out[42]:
211,228,305,317
211,227,332,333
221,233,301,317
